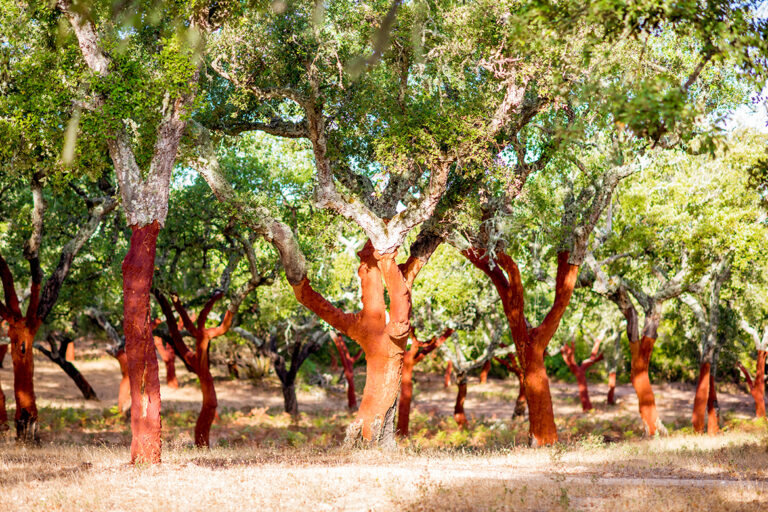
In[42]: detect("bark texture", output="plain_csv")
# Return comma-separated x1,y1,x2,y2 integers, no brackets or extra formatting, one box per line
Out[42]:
154,289,235,447
290,240,433,448
153,335,179,389
123,223,162,462
396,327,453,436
454,374,468,428
561,337,604,411
331,332,363,410
738,350,766,418
496,352,527,417
465,248,579,446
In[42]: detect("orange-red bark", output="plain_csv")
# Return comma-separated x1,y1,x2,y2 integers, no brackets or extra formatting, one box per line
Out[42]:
707,370,718,436
738,350,766,418
607,372,617,405
331,332,363,410
561,338,604,412
65,341,75,362
396,327,453,436
444,361,452,388
479,360,491,384
630,336,660,435
123,222,162,463
465,248,579,446
496,352,527,417
155,289,233,447
454,376,468,428
153,336,178,389
692,362,711,433
114,349,131,414
291,240,422,443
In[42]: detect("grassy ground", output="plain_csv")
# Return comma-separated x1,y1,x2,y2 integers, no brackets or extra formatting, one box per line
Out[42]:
1,354,767,510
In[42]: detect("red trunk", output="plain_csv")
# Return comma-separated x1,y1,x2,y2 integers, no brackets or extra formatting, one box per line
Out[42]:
465,249,578,446
0,366,7,431
755,351,766,418
454,377,468,428
292,242,417,445
607,372,617,405
9,321,40,441
444,361,452,388
739,350,766,418
524,343,557,444
630,336,660,435
496,353,527,417
65,340,75,362
113,349,131,414
479,360,491,384
561,340,603,412
194,336,217,447
331,333,359,410
692,362,710,433
153,336,179,389
123,222,162,464
396,327,452,437
396,345,416,437
707,370,718,436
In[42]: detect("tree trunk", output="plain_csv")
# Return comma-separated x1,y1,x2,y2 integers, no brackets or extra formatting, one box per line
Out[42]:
692,362,710,433
630,336,662,436
514,380,527,417
9,321,39,442
154,336,179,389
751,350,766,418
561,343,594,412
397,347,416,437
122,222,162,463
282,380,298,417
479,360,491,384
444,360,452,388
454,375,468,428
348,340,403,446
524,344,557,446
607,372,617,405
194,340,217,448
113,349,131,414
0,343,7,368
0,375,7,432
707,370,718,436
65,341,75,362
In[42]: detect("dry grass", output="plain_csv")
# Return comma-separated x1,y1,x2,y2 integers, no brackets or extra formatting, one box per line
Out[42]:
2,429,768,511
2,355,768,510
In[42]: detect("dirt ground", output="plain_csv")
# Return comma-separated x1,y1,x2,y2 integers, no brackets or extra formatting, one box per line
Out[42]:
0,350,759,428
1,352,767,511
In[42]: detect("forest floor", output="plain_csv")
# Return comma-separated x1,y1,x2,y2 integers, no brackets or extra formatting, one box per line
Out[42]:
1,352,767,511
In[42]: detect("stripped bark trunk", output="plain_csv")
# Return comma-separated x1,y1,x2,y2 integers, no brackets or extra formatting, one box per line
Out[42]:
114,349,131,414
479,360,491,384
692,362,711,433
497,353,528,417
630,336,663,436
291,240,430,447
738,350,767,418
561,338,603,411
396,327,453,436
153,336,179,389
707,369,719,436
123,223,162,462
154,289,239,447
454,374,468,428
331,332,362,410
444,361,452,388
607,372,617,405
465,249,578,446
